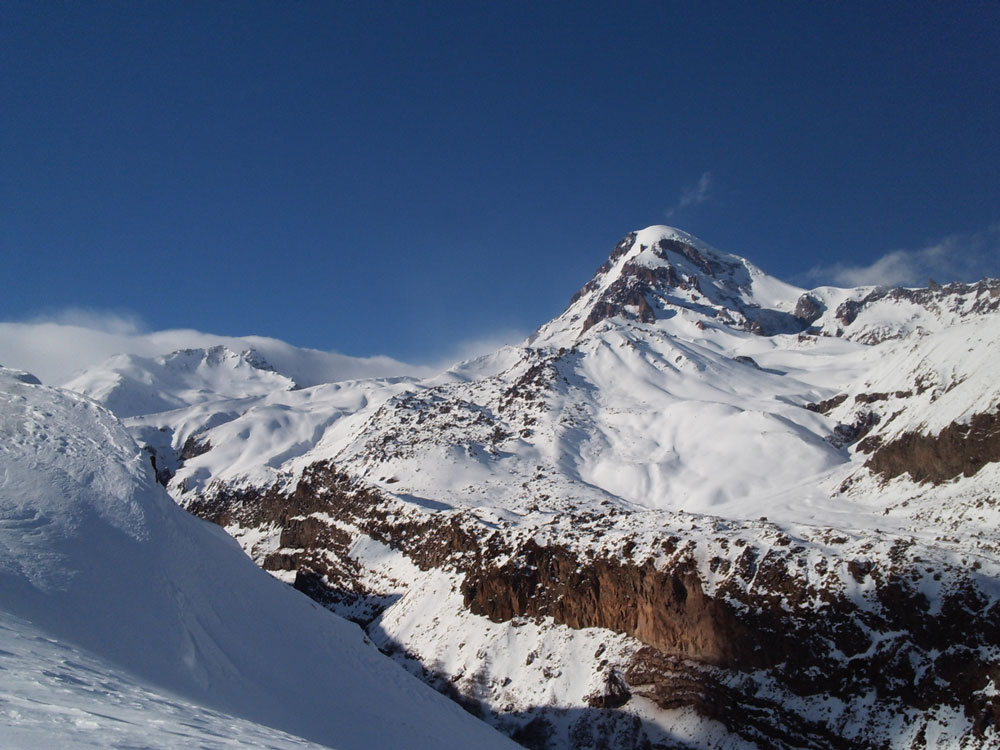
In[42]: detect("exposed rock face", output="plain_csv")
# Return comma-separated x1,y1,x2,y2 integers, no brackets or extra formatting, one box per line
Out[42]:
866,406,1000,484
581,277,658,333
579,248,701,333
794,292,825,325
828,409,878,448
462,527,1000,738
143,445,174,486
462,540,754,667
569,232,638,306
179,434,211,461
805,392,848,415
187,464,396,623
584,669,631,709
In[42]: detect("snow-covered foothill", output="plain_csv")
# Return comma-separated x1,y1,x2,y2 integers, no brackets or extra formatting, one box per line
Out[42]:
0,367,517,749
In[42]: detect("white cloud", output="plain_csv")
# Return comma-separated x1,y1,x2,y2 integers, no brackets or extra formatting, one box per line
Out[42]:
804,225,1000,288
666,172,712,219
0,311,430,386
23,307,146,335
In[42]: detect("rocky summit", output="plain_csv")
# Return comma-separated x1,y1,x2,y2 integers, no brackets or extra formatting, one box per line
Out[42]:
67,226,1000,749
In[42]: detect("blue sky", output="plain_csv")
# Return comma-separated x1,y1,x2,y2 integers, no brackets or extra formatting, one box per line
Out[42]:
2,1,998,363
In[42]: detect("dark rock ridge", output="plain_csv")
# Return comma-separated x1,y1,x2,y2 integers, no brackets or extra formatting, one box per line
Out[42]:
186,462,1000,749
186,465,397,624
836,279,1000,326
805,393,848,415
180,434,212,461
804,388,1000,483
141,432,215,487
143,445,174,486
828,409,879,449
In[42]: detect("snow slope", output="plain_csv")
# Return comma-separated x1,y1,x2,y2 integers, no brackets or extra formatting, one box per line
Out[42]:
0,367,517,749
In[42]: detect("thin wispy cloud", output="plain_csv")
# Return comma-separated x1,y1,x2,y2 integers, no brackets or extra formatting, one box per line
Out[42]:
802,225,1000,288
666,172,712,219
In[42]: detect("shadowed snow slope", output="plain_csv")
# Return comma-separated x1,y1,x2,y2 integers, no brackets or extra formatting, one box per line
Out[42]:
0,367,516,750
0,609,340,749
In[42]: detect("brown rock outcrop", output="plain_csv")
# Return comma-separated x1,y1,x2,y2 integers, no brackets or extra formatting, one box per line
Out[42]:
866,405,1000,484
462,541,755,667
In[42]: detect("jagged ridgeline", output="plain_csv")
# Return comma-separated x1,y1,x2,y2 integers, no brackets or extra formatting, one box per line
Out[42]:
74,226,1000,749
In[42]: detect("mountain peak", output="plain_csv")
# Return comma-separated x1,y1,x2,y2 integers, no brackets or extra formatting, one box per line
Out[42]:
629,224,728,259
532,227,804,346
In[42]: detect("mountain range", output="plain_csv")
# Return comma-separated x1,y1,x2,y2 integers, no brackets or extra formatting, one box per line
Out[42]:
3,225,999,748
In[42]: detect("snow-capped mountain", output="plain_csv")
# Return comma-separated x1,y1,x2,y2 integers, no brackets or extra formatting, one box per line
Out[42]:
802,277,1000,344
19,225,1000,748
0,367,517,749
0,321,430,387
64,345,297,418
